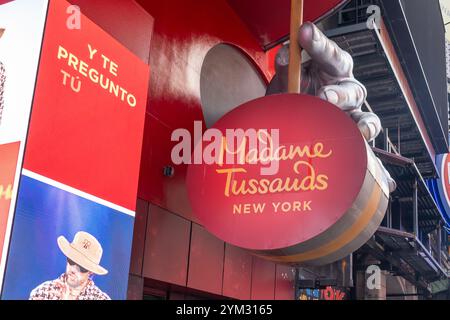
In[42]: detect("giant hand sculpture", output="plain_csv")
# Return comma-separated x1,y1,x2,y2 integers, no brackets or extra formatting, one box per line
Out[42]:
267,22,396,192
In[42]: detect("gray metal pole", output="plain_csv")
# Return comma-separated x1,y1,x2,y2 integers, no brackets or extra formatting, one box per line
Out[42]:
413,179,418,237
384,128,389,152
438,223,442,265
387,200,392,229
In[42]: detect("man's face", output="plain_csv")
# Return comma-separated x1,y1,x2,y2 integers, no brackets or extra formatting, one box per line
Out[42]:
65,259,92,288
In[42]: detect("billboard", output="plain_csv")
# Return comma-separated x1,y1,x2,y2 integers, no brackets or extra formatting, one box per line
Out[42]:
296,286,349,300
1,0,149,300
0,0,48,289
2,173,134,299
186,94,390,266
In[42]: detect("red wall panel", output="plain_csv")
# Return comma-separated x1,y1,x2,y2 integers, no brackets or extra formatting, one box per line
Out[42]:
138,114,170,208
223,244,253,300
275,264,296,300
169,292,186,300
127,274,144,300
129,198,149,276
51,0,299,301
187,224,225,295
142,204,191,286
251,257,276,300
69,0,153,64
135,0,272,217
138,114,198,223
137,0,269,127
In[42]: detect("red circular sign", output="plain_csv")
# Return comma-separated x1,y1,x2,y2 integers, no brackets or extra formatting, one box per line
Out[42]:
187,94,367,251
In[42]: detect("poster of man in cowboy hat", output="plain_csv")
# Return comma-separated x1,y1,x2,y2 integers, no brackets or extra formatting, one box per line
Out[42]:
1,172,134,300
29,232,110,300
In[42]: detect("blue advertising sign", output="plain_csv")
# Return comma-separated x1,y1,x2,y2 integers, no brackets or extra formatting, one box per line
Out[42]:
2,173,134,300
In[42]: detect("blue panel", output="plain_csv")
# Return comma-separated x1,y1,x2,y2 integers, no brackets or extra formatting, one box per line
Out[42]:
2,175,134,300
426,154,450,228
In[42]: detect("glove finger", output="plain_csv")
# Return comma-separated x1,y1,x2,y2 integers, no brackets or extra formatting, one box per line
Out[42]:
317,79,366,111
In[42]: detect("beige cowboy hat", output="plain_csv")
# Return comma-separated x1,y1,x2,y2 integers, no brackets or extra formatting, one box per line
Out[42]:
57,231,108,275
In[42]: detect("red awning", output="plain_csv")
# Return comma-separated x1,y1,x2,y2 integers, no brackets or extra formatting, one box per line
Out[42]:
227,0,349,49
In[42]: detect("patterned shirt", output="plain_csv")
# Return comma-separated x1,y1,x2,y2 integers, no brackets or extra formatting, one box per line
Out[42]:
0,61,5,124
29,274,111,300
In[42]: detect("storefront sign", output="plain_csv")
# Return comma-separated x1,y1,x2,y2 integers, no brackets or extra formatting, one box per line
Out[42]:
187,94,389,266
297,286,349,300
1,0,149,300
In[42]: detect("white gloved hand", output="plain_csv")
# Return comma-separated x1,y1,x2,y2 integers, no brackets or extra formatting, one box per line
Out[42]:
268,22,380,142
267,22,396,192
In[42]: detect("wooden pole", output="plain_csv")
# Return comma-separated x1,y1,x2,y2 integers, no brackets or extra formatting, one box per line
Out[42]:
288,0,304,94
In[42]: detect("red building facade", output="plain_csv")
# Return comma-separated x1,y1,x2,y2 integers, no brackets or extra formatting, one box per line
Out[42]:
67,0,298,300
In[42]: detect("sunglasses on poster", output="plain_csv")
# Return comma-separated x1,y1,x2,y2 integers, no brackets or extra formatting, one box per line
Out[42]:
67,258,89,274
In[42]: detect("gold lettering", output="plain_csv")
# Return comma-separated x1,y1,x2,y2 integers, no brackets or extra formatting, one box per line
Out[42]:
316,175,329,191
216,160,329,197
0,184,12,200
56,46,136,108
303,201,312,211
218,130,332,167
258,179,270,194
57,46,68,60
216,168,247,197
253,203,265,214
79,60,89,77
272,202,280,212
215,133,332,197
